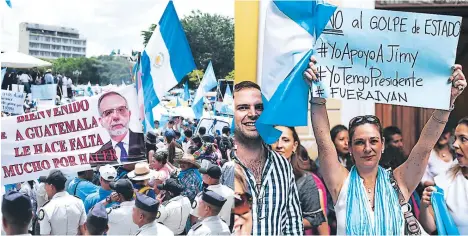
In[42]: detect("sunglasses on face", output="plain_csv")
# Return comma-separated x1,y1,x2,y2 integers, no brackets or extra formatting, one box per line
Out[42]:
349,115,381,128
234,193,252,215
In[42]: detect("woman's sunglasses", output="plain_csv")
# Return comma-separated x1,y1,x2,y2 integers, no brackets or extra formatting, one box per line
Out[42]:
349,115,381,128
234,193,252,215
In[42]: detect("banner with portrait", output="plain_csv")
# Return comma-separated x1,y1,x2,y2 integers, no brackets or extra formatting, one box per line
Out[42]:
1,85,146,184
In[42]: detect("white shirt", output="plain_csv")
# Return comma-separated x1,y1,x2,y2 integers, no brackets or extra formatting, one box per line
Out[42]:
191,184,234,227
135,220,174,236
434,162,468,235
19,74,31,83
421,150,454,184
35,182,48,211
62,76,68,86
187,216,230,236
106,201,139,235
39,191,86,235
157,196,191,234
111,131,130,164
67,78,73,88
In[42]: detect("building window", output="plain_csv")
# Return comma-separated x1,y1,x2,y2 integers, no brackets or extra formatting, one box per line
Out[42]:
41,44,51,49
29,35,40,41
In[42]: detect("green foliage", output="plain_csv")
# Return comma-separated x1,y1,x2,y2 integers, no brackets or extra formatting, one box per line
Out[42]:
141,11,234,82
187,69,204,88
225,70,234,81
50,56,132,85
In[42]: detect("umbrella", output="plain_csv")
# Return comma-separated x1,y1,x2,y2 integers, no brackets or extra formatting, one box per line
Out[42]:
0,51,52,68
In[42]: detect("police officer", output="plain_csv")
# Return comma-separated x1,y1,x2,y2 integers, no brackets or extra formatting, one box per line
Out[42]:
156,178,191,235
193,163,234,227
187,190,230,236
39,169,87,235
105,179,139,235
84,202,108,235
132,193,173,236
1,190,33,235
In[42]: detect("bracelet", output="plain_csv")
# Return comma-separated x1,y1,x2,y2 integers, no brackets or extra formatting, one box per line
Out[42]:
309,98,326,105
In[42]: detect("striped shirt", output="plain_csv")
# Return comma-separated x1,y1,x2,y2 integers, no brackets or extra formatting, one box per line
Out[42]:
234,144,303,235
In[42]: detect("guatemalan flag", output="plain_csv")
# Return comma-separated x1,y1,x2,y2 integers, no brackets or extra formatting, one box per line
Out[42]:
140,0,196,130
255,0,336,144
184,80,190,101
192,61,217,119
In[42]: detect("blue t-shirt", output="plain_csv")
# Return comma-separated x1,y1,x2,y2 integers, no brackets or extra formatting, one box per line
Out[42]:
66,177,99,202
84,187,115,213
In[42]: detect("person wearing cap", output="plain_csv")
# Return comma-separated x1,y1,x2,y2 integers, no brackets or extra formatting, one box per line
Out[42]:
156,178,191,235
101,179,139,235
191,163,234,228
115,163,136,181
44,69,54,84
39,169,87,235
187,190,230,236
84,165,118,213
132,193,173,236
67,169,99,202
175,154,203,202
84,202,108,235
128,162,156,199
1,190,33,235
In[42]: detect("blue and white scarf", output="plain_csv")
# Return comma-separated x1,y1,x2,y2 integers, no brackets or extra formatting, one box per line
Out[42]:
346,166,404,235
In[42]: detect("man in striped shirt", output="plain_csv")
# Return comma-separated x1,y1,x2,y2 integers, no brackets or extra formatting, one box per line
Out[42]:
233,81,303,235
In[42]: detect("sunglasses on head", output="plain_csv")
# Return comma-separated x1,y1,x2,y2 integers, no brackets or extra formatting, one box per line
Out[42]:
234,193,252,215
349,115,381,128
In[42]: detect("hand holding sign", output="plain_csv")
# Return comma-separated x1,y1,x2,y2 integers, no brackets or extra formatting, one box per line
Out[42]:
449,65,466,104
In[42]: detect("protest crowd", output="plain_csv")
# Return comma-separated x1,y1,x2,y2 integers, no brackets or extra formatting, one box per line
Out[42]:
231,58,467,236
2,112,236,235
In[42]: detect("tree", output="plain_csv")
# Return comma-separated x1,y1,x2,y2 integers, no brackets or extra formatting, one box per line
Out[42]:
225,70,234,81
187,69,204,88
50,56,133,85
141,10,234,82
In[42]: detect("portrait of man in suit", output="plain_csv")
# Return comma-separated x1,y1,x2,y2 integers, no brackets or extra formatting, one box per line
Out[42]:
90,91,145,165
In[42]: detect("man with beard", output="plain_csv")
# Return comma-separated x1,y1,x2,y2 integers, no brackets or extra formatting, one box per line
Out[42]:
93,91,145,165
156,178,191,235
233,81,303,235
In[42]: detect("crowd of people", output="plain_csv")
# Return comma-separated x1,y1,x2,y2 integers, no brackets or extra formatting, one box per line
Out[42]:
231,57,467,235
2,68,74,100
1,115,236,235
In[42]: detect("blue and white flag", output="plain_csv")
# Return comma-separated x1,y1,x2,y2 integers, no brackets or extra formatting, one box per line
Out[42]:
140,0,196,130
256,0,336,144
192,61,217,118
176,97,182,107
5,0,11,8
184,80,190,101
1,68,6,85
223,84,233,105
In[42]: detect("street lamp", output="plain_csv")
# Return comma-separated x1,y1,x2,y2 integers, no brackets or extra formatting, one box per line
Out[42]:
73,70,82,86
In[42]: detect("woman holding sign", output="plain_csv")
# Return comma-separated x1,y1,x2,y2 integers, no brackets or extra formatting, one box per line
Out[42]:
304,56,466,235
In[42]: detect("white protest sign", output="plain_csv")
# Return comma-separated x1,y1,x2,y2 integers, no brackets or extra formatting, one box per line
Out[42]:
11,84,24,93
1,90,25,114
1,85,146,184
312,8,461,110
31,84,57,100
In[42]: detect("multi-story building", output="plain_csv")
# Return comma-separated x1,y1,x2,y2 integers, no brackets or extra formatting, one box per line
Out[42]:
18,22,87,59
